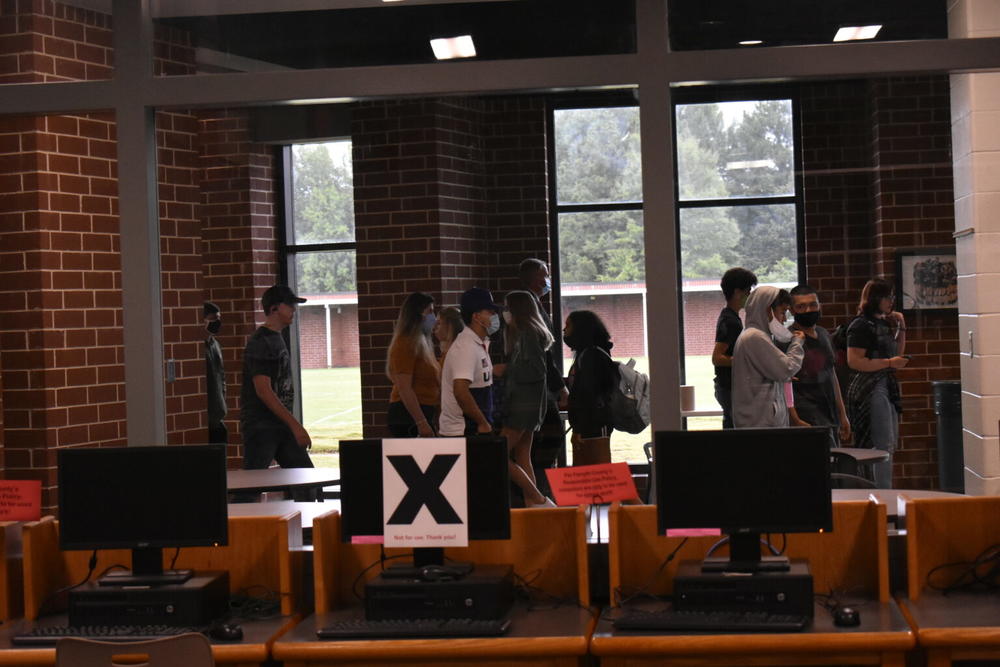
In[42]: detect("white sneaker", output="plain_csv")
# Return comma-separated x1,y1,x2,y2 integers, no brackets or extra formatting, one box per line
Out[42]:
529,497,557,508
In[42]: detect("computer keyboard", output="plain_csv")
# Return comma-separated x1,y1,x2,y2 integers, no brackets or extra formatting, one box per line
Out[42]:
612,608,809,632
12,624,202,646
317,617,511,639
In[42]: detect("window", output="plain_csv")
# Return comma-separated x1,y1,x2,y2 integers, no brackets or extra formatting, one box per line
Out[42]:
674,96,802,428
284,141,360,469
552,105,649,462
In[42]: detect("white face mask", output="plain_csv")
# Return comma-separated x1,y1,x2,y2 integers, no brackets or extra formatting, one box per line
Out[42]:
769,317,792,343
486,313,501,335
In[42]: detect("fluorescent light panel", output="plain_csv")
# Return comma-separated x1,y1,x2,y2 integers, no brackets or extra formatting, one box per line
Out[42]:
833,25,882,42
739,40,763,46
430,35,476,59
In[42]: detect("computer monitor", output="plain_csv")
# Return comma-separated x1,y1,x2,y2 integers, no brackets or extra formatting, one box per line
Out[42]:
654,427,833,573
58,444,229,586
339,436,511,571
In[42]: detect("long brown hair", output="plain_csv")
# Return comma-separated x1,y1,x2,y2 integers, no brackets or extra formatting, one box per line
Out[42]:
386,292,438,379
857,279,894,317
504,291,554,356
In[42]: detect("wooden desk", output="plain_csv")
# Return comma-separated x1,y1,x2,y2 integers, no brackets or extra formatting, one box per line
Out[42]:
273,604,594,666
597,501,914,666
592,600,913,667
0,615,296,666
227,469,339,497
898,495,1000,667
228,500,339,530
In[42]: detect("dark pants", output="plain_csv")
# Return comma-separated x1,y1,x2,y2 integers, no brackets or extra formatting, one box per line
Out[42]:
387,401,437,437
531,395,565,497
241,425,316,501
714,380,733,429
208,422,228,445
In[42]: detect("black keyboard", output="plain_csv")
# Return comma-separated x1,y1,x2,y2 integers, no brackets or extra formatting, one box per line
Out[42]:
612,609,809,632
317,617,511,639
12,624,201,646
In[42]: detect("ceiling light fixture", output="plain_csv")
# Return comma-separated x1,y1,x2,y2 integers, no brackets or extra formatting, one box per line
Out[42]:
833,25,882,42
739,40,763,46
430,35,477,60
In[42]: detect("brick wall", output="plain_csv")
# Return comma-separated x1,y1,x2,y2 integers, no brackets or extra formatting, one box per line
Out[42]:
869,76,959,489
298,303,360,368
683,291,723,356
197,109,279,459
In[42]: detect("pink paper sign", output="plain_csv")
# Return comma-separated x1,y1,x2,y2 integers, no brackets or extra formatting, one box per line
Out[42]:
0,480,41,521
545,462,639,506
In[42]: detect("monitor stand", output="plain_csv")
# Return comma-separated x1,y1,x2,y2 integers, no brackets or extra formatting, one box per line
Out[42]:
381,547,473,580
700,532,790,574
98,547,193,587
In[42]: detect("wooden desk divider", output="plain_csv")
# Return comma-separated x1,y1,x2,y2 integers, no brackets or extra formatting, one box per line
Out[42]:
905,495,1000,601
0,522,24,622
608,500,890,605
22,512,304,619
312,506,590,614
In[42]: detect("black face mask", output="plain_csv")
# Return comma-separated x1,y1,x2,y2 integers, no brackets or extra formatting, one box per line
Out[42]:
563,332,580,350
793,311,821,328
206,319,222,334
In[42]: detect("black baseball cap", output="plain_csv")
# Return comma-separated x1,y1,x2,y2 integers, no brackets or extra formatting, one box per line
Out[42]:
261,285,307,312
460,287,502,316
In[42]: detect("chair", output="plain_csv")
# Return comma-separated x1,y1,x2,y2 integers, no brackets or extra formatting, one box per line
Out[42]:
55,633,213,667
829,450,876,489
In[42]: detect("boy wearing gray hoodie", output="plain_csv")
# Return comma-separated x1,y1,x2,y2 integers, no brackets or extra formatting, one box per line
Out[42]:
732,285,805,428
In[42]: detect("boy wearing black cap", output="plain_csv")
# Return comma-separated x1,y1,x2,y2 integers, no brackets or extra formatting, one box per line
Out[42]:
204,301,227,444
239,285,314,481
439,287,503,437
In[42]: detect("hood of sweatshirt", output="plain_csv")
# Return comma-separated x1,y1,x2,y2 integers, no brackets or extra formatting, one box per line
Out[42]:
743,285,779,333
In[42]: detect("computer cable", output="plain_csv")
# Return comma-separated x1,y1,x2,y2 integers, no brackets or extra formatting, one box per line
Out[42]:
704,535,783,558
511,569,595,615
926,543,1000,594
168,546,181,571
352,553,411,601
36,550,98,618
228,585,285,621
611,537,689,609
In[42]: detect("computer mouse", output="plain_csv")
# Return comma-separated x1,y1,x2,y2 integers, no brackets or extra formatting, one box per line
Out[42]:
833,606,861,627
209,623,244,641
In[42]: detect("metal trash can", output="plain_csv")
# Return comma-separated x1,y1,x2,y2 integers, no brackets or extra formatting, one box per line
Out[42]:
932,380,964,493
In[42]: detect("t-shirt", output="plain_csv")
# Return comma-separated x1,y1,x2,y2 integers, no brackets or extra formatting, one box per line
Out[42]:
713,306,742,386
388,335,440,406
846,315,896,360
239,326,293,435
439,327,493,436
790,325,838,425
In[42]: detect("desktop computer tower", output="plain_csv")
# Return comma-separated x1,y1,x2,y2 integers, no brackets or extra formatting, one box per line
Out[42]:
364,564,514,621
68,571,230,627
672,560,814,617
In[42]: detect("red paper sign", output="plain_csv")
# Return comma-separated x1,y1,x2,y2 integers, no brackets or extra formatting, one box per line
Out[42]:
545,462,639,506
0,480,42,521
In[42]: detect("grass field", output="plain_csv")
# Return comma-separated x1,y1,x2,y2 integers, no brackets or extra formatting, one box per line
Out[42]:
300,355,723,469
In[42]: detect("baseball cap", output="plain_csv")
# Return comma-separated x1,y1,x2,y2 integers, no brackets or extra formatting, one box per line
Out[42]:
460,287,502,316
261,285,307,312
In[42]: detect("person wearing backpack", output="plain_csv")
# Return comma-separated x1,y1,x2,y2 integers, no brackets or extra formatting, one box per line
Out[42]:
846,279,909,488
563,310,617,466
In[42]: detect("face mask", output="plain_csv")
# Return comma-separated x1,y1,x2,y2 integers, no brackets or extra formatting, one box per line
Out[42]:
541,277,551,296
769,317,792,343
486,313,501,335
206,320,221,335
421,313,436,335
502,311,513,325
793,311,821,328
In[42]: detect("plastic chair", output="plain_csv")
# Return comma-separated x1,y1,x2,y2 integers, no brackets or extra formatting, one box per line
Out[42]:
55,633,214,667
829,450,876,488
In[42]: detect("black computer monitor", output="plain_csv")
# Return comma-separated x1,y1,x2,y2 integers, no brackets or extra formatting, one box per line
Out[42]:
58,444,229,586
339,437,511,571
654,427,833,573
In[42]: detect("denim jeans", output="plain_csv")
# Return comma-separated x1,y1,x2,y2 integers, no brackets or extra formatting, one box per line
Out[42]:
868,377,899,488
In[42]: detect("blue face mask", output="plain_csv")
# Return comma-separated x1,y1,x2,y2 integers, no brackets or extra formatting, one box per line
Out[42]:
541,277,552,296
421,312,436,335
487,313,501,335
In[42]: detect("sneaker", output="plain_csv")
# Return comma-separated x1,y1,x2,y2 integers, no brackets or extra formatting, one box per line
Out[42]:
528,496,557,508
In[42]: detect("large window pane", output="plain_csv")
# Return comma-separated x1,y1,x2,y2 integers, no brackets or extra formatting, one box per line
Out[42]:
290,141,355,245
679,204,797,282
554,107,642,205
676,100,794,201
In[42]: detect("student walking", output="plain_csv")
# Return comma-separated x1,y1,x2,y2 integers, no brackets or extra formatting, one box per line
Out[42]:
386,292,440,438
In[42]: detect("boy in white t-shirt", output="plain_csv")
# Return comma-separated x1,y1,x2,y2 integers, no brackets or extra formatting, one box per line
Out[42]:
439,287,503,437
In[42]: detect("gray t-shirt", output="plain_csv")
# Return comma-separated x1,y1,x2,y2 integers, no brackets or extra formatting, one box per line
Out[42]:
239,327,293,435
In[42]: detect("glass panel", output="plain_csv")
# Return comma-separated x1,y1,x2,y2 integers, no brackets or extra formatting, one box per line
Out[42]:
667,0,946,51
558,209,649,462
152,0,635,75
292,250,360,469
0,3,114,84
676,100,794,201
554,107,642,205
290,141,355,245
679,204,797,283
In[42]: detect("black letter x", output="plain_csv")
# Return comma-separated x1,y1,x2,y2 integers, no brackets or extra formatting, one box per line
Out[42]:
386,454,463,525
